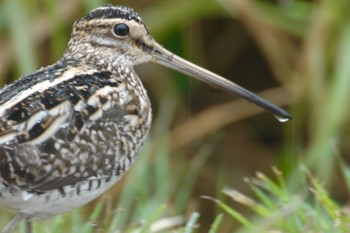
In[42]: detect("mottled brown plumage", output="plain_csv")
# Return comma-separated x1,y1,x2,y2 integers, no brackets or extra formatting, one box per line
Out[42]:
0,5,290,233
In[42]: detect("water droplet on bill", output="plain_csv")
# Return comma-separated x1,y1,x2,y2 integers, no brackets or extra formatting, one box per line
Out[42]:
275,115,290,123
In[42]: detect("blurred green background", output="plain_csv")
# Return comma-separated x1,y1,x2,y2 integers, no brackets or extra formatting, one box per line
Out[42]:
1,0,350,232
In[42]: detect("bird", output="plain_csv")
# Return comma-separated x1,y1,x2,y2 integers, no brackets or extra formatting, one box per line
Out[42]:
0,5,291,233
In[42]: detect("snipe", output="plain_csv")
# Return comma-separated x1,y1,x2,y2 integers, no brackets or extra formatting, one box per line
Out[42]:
0,5,291,233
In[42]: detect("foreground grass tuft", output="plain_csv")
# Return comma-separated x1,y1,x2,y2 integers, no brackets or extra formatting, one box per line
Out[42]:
206,166,350,233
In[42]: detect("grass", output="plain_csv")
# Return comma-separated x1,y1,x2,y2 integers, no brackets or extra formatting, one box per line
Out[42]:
10,165,350,232
213,166,350,233
1,0,350,232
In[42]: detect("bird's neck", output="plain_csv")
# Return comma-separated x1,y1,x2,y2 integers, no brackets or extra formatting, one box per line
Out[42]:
63,48,136,73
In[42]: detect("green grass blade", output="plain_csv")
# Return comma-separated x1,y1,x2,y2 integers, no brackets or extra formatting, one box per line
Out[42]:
202,196,251,228
184,212,200,233
139,204,166,233
208,214,224,233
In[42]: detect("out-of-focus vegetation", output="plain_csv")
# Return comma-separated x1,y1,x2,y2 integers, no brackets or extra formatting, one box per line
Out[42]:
0,0,350,232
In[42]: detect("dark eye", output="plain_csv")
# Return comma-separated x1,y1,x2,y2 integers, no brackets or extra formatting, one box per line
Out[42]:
113,23,129,37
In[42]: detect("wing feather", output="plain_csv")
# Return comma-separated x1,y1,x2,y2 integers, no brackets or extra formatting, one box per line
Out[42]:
0,69,127,192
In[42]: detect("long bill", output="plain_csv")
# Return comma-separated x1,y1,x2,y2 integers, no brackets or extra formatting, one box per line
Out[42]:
152,44,292,121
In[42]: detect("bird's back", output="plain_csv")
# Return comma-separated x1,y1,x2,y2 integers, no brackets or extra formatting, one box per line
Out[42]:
0,59,152,218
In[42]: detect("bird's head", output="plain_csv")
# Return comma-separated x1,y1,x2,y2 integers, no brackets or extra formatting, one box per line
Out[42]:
64,5,291,121
65,5,158,66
